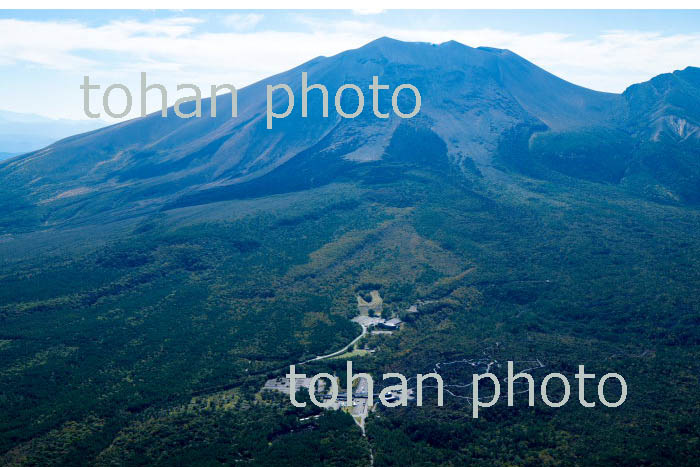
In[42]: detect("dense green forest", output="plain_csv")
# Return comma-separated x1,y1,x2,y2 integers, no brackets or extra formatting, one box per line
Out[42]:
1,145,699,465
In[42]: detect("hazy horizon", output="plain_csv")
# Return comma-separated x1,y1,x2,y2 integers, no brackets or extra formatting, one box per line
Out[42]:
0,10,699,121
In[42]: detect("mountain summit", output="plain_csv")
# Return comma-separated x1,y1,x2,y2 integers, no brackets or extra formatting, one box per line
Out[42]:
2,36,700,466
1,38,698,229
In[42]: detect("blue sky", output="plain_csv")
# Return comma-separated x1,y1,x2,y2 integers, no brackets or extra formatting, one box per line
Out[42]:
0,10,698,120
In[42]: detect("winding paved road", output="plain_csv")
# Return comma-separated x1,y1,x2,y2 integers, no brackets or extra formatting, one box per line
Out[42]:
299,322,367,364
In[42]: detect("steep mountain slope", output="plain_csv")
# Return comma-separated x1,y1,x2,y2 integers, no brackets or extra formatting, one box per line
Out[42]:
506,65,700,203
1,38,700,466
0,37,698,229
0,38,628,229
622,66,700,142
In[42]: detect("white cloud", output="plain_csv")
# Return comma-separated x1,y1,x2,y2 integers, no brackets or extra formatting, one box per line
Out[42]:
352,9,386,15
1,16,697,90
0,15,698,119
222,13,264,32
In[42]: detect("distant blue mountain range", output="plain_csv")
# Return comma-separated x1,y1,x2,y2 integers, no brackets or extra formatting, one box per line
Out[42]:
0,110,106,159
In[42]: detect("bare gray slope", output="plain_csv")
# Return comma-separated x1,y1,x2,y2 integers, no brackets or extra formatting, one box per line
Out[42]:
622,66,700,142
4,37,684,228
